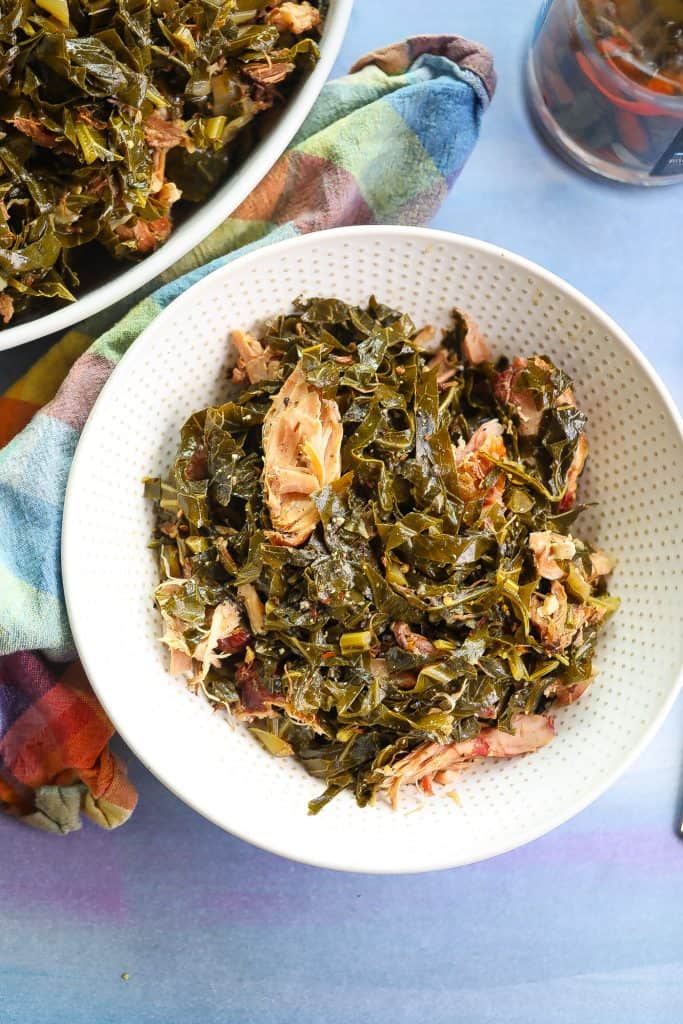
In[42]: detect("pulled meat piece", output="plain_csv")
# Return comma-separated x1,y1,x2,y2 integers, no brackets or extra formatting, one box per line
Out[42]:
216,627,250,654
115,216,172,254
142,112,189,206
169,649,193,675
385,713,555,807
530,581,603,652
156,180,182,208
494,356,575,438
456,309,492,364
470,713,555,756
143,112,190,152
427,347,458,386
589,549,615,582
454,419,506,509
244,62,295,86
559,433,588,512
391,621,436,658
192,599,242,687
529,530,576,580
267,1,321,34
235,660,272,716
231,329,280,385
0,294,14,325
530,581,569,651
235,658,285,720
412,325,436,350
262,362,342,546
12,116,58,148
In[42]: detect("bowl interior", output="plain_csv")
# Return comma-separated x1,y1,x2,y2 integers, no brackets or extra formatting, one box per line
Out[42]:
63,227,683,872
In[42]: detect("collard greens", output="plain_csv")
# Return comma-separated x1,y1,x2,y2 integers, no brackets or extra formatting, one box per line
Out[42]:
146,296,619,812
0,1,321,325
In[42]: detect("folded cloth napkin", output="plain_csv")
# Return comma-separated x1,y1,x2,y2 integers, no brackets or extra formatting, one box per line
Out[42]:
0,35,495,833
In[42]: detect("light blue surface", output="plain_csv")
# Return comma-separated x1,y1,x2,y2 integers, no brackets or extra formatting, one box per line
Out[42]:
1,2,682,1022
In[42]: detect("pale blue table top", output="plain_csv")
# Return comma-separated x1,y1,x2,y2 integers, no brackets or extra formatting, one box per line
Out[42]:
1,3,682,1022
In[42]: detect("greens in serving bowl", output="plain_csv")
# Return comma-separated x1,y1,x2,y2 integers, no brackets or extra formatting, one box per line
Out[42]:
145,295,618,813
0,0,322,326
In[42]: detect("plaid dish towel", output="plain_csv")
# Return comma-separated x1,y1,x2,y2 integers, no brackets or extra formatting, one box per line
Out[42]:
0,35,496,834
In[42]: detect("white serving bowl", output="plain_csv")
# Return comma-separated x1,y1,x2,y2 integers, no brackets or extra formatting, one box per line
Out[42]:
0,0,352,352
63,226,683,873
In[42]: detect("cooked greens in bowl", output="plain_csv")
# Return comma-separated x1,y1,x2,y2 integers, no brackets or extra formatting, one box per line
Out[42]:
0,0,322,326
145,295,619,813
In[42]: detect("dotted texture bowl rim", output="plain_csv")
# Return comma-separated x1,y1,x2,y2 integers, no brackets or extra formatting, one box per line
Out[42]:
63,226,683,873
0,0,353,352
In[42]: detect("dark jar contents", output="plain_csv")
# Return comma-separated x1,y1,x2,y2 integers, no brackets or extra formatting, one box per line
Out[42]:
528,0,683,184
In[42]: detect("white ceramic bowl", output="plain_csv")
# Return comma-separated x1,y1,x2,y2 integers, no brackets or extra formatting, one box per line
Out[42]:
63,226,683,873
0,0,352,352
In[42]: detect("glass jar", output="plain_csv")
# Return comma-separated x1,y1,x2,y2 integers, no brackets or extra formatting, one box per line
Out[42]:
527,0,683,185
